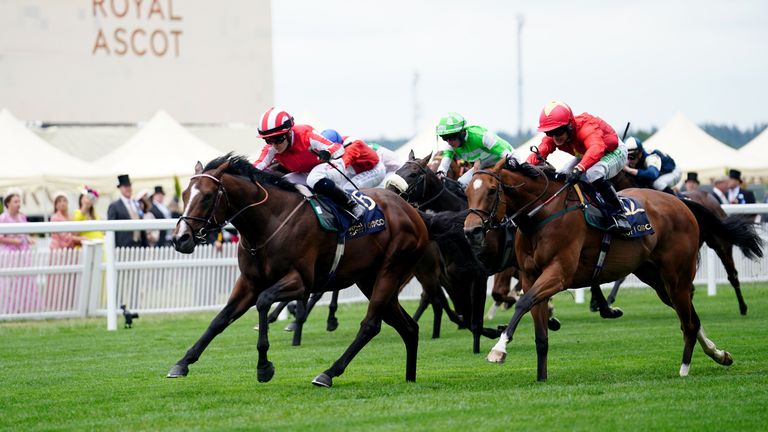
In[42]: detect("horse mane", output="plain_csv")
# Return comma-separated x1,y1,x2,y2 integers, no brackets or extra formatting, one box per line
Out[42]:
501,157,559,181
204,153,297,192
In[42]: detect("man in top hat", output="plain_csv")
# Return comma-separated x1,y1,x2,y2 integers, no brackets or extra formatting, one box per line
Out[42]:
149,186,173,247
726,169,756,204
107,174,147,247
683,172,700,192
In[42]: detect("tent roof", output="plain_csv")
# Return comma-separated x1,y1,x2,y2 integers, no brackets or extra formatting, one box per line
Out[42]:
394,123,442,161
0,108,108,188
730,127,768,172
643,113,736,176
94,110,222,179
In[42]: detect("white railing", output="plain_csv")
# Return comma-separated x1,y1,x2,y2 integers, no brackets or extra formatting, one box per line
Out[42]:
0,204,766,328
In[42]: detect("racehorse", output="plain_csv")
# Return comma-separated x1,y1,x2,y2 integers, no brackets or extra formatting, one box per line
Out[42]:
464,158,762,381
388,152,620,325
168,154,430,387
611,170,755,315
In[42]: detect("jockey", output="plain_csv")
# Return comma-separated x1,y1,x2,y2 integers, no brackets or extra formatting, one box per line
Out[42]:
320,129,386,190
253,107,365,220
526,100,631,233
622,137,682,194
435,112,520,187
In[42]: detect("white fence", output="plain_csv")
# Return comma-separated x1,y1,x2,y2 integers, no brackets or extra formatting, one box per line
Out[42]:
0,204,766,329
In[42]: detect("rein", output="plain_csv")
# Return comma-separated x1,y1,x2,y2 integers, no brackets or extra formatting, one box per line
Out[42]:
177,172,269,243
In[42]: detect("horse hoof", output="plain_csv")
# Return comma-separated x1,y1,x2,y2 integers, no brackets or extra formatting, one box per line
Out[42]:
739,305,747,316
326,318,339,332
167,364,188,378
487,349,507,363
312,373,332,388
600,307,624,319
548,318,561,331
722,351,734,366
257,361,275,382
284,322,297,332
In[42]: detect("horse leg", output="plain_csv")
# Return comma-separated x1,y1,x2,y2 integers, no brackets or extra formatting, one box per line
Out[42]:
531,301,550,381
714,243,747,315
267,301,288,323
487,266,565,366
696,325,733,366
606,276,625,306
411,291,430,322
255,271,307,383
590,283,623,319
167,277,255,378
291,299,307,346
547,298,561,331
327,290,340,331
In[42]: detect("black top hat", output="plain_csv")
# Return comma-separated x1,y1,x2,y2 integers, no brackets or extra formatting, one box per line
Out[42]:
728,169,742,182
117,174,132,187
153,185,165,195
685,172,699,184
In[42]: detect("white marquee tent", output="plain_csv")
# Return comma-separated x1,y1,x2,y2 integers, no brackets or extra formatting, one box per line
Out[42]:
94,110,222,196
643,112,736,181
0,109,111,215
729,127,768,177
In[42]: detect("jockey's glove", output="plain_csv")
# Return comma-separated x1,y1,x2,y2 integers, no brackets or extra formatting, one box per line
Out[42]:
316,150,332,162
565,167,583,185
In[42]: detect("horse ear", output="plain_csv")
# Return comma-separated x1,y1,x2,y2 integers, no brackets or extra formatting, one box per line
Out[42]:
419,151,432,166
409,149,415,160
195,161,203,174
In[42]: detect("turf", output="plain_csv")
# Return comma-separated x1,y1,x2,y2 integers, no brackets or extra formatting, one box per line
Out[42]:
1,284,767,431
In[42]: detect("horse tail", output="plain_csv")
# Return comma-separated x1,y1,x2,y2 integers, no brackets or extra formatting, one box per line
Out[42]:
680,198,764,260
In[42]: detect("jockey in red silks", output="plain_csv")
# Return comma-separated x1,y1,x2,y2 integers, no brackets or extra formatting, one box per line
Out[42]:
253,107,364,220
320,129,386,190
526,100,631,233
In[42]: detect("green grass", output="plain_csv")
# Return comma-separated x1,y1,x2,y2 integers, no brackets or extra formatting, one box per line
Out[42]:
1,284,767,431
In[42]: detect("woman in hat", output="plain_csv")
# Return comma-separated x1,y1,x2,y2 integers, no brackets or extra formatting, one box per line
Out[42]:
73,186,104,240
50,192,84,249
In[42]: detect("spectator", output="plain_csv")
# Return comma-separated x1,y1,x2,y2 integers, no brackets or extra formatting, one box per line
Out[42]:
49,192,83,249
137,189,159,247
727,169,756,204
107,174,147,248
149,186,173,247
683,172,700,192
72,186,104,241
48,192,82,310
0,190,38,313
711,176,729,205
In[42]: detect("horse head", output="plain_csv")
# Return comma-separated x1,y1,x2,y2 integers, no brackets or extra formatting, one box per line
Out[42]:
384,151,435,203
173,160,230,253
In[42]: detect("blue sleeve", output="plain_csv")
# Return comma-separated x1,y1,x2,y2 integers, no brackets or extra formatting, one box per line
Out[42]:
636,166,660,181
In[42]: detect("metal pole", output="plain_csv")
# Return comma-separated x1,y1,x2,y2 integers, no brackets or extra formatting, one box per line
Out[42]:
517,14,525,136
105,231,118,331
707,247,717,296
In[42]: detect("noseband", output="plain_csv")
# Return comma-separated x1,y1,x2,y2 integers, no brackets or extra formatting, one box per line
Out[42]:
177,173,268,243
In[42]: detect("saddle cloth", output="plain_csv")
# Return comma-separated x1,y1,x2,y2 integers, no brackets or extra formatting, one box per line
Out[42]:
296,185,386,240
577,184,655,238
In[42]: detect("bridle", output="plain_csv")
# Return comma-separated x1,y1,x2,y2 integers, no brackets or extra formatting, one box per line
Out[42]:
467,163,555,234
396,160,446,209
177,173,268,244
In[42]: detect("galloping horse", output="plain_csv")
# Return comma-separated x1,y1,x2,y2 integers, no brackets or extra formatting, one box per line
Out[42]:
464,158,762,381
168,154,429,387
611,170,756,315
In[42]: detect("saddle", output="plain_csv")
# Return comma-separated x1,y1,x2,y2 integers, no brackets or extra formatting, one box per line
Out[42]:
574,183,654,238
295,185,386,240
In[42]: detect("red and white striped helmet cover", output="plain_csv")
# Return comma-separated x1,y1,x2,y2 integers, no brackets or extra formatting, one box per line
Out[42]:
258,107,294,138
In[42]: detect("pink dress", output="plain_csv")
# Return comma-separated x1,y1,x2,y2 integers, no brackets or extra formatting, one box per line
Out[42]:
0,211,38,313
49,213,78,249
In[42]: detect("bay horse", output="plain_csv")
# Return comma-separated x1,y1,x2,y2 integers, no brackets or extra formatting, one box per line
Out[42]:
168,154,429,387
465,158,762,381
611,170,755,315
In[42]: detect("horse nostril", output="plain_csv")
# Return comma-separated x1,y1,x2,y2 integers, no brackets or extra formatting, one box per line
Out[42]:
174,233,190,246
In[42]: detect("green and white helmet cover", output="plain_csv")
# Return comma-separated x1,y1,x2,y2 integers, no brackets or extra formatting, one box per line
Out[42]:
436,112,466,136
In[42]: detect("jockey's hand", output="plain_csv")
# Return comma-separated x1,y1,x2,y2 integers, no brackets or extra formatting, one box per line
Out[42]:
436,171,446,180
565,167,583,185
316,150,331,162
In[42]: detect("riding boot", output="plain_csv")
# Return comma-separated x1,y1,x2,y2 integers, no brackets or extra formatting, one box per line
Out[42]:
593,178,632,234
661,186,675,195
314,178,365,221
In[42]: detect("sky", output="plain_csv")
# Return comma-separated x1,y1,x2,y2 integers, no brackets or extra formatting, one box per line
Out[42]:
271,0,768,140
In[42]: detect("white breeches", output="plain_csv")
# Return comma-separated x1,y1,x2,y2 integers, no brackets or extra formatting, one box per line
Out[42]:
558,141,628,183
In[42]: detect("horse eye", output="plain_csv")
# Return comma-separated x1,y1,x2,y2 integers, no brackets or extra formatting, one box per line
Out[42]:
489,188,498,195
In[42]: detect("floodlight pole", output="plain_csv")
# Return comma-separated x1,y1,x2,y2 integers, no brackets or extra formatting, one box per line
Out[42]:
517,14,525,136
